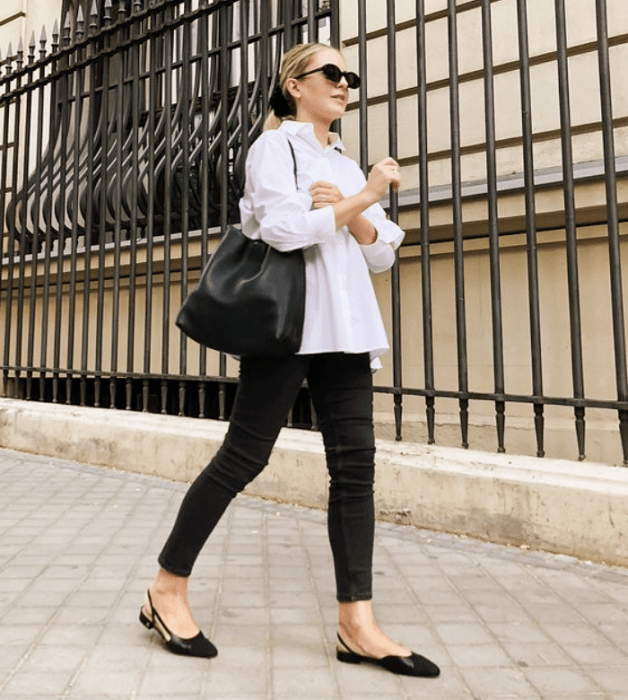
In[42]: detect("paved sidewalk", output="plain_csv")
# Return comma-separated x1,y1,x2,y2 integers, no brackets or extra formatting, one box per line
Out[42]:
0,447,626,700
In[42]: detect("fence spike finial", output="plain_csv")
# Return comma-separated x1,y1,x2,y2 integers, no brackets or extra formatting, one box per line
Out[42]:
52,19,59,51
16,37,24,69
29,31,36,59
77,5,85,39
39,26,47,59
119,0,127,20
6,43,13,74
90,0,98,33
63,12,72,45
104,0,113,26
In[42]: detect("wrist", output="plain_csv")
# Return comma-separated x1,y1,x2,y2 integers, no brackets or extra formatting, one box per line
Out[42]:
359,188,379,209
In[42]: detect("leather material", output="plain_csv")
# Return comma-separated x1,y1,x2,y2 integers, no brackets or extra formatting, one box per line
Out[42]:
176,224,305,356
336,634,440,678
140,590,218,659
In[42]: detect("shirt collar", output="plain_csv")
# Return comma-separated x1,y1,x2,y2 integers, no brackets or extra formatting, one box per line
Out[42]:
279,120,344,152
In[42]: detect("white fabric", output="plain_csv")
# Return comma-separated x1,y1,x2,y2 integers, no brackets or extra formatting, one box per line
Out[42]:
239,120,405,368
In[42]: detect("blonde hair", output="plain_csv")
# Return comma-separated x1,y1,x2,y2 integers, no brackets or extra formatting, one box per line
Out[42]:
263,43,337,131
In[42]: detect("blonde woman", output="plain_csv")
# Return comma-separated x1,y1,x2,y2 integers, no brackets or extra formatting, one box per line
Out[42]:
140,42,440,679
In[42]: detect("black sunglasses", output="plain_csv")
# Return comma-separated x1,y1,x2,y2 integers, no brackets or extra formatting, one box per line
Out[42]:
295,63,361,89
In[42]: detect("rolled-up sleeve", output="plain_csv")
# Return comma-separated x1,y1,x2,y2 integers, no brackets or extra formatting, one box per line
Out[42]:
239,132,337,252
358,204,405,273
346,161,405,273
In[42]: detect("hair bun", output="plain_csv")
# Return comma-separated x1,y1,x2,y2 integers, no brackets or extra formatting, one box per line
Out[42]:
269,84,292,118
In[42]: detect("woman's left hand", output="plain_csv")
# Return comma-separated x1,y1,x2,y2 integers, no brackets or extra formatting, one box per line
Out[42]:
310,181,344,208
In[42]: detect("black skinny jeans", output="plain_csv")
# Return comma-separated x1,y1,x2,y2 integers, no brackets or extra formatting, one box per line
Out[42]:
159,352,375,602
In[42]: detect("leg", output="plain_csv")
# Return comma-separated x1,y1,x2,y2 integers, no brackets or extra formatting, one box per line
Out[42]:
307,354,411,659
145,354,309,639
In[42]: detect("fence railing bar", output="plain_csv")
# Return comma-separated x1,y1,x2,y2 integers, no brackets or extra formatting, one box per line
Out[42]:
516,0,544,458
160,2,174,414
15,45,33,402
446,0,469,448
80,25,98,407
142,3,159,412
177,0,193,416
2,54,20,395
385,0,403,441
26,39,48,401
415,0,435,445
126,3,143,411
217,0,229,420
480,0,506,453
555,0,586,461
594,0,628,466
196,0,212,417
51,20,74,405
66,14,84,406
357,0,368,176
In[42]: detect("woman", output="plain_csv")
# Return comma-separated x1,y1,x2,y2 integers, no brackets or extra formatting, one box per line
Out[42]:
140,42,440,678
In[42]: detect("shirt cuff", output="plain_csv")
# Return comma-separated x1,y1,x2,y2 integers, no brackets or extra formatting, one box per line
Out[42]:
358,228,396,272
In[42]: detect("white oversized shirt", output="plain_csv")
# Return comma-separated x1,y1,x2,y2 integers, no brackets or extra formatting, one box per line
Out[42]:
239,120,404,368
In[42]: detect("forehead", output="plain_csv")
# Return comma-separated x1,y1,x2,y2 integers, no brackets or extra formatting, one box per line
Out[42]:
307,47,346,69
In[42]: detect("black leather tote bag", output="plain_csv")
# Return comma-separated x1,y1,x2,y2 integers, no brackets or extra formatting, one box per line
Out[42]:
175,140,305,356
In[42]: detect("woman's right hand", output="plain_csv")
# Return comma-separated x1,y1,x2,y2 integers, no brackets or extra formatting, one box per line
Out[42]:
363,157,401,204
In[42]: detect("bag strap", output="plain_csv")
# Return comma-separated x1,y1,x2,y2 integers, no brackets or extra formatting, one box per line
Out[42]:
286,139,298,186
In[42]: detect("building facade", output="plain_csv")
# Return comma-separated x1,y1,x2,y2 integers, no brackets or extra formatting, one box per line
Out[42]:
1,0,627,465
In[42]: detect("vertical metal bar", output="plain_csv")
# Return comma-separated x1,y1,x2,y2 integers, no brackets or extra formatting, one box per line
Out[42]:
385,0,403,440
95,13,112,407
555,0,586,459
109,7,128,409
516,0,544,457
0,62,12,395
81,8,99,407
595,0,628,464
197,0,211,417
27,31,50,402
217,0,230,420
143,3,159,411
161,1,174,414
126,0,143,411
480,0,506,452
416,0,435,444
447,0,468,447
3,52,23,393
306,0,316,43
329,0,340,49
178,3,192,417
16,45,34,396
39,22,61,402
52,20,73,404
357,0,368,176
67,15,85,405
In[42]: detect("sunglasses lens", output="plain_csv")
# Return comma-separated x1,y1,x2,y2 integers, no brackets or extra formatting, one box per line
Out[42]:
345,72,360,89
321,64,361,89
322,64,342,82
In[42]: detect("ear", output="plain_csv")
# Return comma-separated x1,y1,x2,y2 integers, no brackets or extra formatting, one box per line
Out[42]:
284,77,300,102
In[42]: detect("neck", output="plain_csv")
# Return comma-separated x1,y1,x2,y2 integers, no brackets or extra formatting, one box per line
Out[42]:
313,123,331,148
295,111,333,148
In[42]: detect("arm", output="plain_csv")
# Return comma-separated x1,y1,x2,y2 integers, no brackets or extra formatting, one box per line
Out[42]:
240,132,337,252
310,157,404,271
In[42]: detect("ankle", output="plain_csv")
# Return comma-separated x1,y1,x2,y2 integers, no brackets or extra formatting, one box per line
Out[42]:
152,569,189,598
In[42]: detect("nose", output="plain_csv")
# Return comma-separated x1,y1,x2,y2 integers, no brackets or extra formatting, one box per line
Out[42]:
338,75,348,88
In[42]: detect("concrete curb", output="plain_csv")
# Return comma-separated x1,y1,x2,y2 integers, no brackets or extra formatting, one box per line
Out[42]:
1,397,626,566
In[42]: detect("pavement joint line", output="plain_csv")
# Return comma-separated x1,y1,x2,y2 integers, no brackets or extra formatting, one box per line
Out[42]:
1,446,627,700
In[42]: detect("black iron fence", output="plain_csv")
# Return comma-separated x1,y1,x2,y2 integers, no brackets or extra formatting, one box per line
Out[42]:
1,0,627,464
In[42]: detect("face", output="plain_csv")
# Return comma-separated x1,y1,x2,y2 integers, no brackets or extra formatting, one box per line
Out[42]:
286,48,352,125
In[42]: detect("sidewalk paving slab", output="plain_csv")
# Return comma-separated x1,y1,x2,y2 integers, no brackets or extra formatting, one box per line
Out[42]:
0,447,627,700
